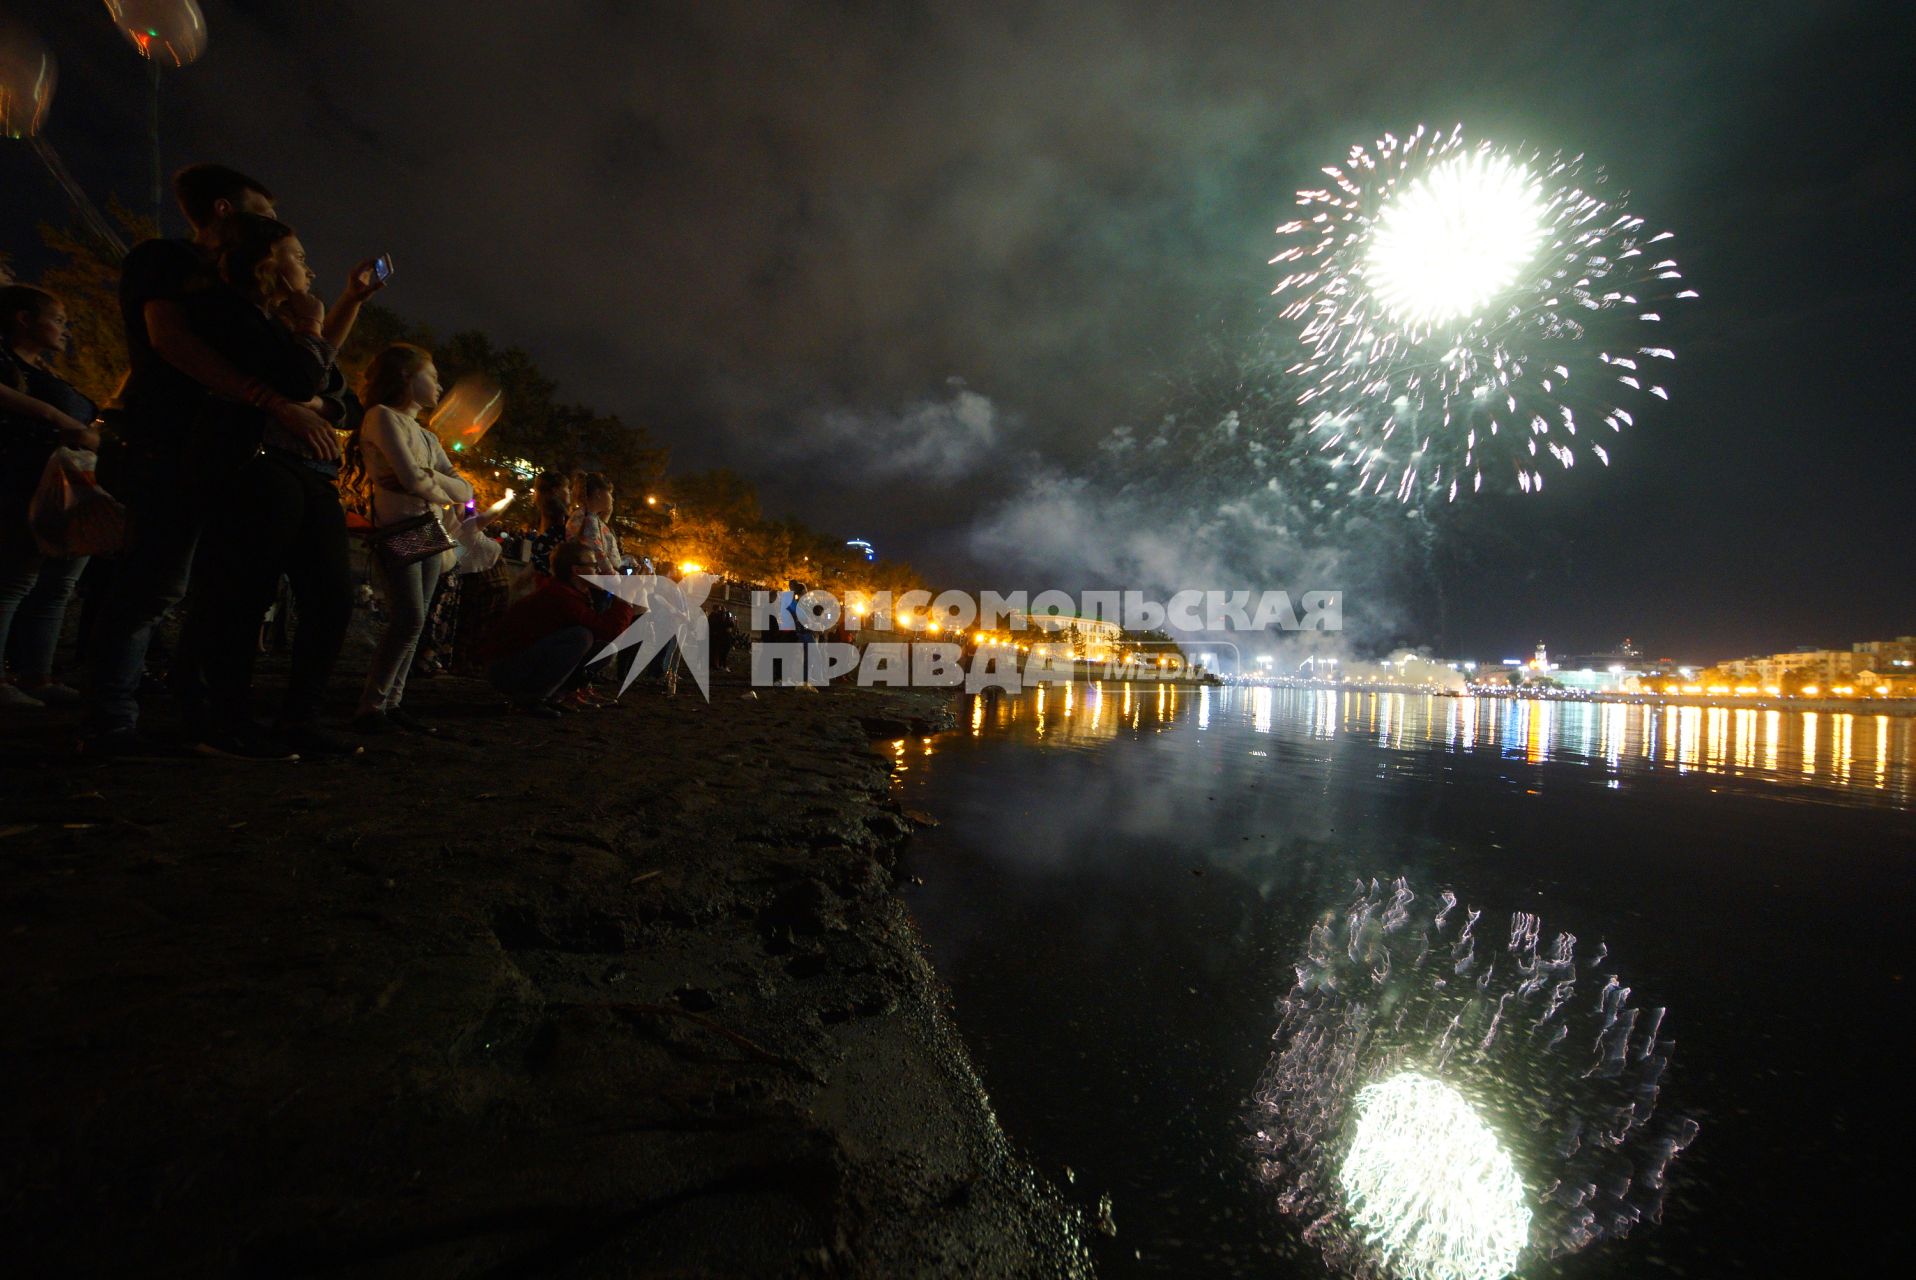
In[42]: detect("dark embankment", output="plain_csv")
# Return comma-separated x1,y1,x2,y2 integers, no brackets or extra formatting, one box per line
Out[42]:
0,670,1089,1277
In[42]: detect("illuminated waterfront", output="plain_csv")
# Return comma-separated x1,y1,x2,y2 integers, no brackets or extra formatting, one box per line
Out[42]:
934,683,1915,807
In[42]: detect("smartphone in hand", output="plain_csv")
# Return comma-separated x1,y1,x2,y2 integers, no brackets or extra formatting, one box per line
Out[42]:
372,254,395,283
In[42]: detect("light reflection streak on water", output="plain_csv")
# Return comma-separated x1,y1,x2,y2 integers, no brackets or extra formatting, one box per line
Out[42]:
1705,706,1729,770
1677,705,1702,772
916,684,1914,807
1570,701,1597,762
1602,701,1627,770
1523,698,1553,763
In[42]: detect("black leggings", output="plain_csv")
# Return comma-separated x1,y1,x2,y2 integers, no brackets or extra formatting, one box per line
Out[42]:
183,451,353,730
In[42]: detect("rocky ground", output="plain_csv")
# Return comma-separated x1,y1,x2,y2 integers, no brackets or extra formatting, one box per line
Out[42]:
0,659,1091,1277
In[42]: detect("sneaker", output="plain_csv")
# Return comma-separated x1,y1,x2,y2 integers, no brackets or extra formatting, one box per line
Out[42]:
0,682,46,709
193,728,300,762
541,696,574,715
18,681,80,706
351,710,393,735
559,691,599,712
385,706,437,735
274,723,364,758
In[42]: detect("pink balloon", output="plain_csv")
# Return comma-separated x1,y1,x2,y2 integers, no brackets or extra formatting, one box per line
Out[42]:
102,0,208,69
0,19,56,139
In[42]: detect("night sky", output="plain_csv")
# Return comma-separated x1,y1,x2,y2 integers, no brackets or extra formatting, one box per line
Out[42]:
4,0,1911,663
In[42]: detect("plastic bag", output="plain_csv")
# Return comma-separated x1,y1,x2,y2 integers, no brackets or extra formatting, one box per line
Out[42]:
29,447,125,557
451,516,503,575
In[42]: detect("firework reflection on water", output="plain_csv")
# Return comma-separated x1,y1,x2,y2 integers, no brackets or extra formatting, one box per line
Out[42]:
1250,877,1697,1279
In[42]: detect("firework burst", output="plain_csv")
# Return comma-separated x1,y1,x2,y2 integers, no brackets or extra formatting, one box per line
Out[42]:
1272,124,1695,502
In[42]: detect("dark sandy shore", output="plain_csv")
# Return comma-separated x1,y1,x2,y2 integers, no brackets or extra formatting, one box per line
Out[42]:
0,663,1090,1277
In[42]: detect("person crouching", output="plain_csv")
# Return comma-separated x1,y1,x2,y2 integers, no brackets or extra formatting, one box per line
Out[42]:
477,540,633,718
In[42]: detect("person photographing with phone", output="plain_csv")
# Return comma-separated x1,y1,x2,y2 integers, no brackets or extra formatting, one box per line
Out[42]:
173,212,387,759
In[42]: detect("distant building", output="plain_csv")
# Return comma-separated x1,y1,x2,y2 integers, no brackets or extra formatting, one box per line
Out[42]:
1856,669,1916,698
1698,637,1911,694
1553,639,1675,694
1853,636,1916,667
1005,611,1123,662
1710,650,1857,688
1552,664,1632,694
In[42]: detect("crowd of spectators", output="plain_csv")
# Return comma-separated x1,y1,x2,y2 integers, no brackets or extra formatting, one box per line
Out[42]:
0,162,750,761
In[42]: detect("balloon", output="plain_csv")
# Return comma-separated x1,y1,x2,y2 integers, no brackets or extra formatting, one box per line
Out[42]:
0,20,56,140
102,1,208,69
428,375,505,452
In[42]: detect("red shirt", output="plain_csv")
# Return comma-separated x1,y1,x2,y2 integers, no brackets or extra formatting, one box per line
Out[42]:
479,578,636,665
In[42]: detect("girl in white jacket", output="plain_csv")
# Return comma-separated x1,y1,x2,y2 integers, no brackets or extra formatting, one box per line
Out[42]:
347,344,471,732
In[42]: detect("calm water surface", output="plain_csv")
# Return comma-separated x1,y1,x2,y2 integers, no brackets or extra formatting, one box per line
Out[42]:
894,685,1916,1278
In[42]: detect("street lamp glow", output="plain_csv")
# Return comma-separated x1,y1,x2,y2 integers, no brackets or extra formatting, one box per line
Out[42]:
1365,151,1548,329
1339,1073,1530,1280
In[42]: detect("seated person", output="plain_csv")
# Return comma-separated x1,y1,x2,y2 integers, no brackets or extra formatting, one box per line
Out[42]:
478,540,633,716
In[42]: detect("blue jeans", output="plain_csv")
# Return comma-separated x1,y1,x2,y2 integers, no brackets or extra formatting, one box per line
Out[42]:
489,625,593,706
359,552,444,714
0,546,88,683
84,451,203,736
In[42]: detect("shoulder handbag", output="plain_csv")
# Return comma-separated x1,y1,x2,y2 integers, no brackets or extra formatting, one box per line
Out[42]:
366,509,455,571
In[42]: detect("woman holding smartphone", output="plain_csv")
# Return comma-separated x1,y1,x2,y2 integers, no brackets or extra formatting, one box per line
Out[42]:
346,343,471,734
0,285,99,708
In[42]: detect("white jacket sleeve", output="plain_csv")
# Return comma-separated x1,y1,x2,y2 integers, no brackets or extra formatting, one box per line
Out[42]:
365,407,467,507
422,433,474,503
